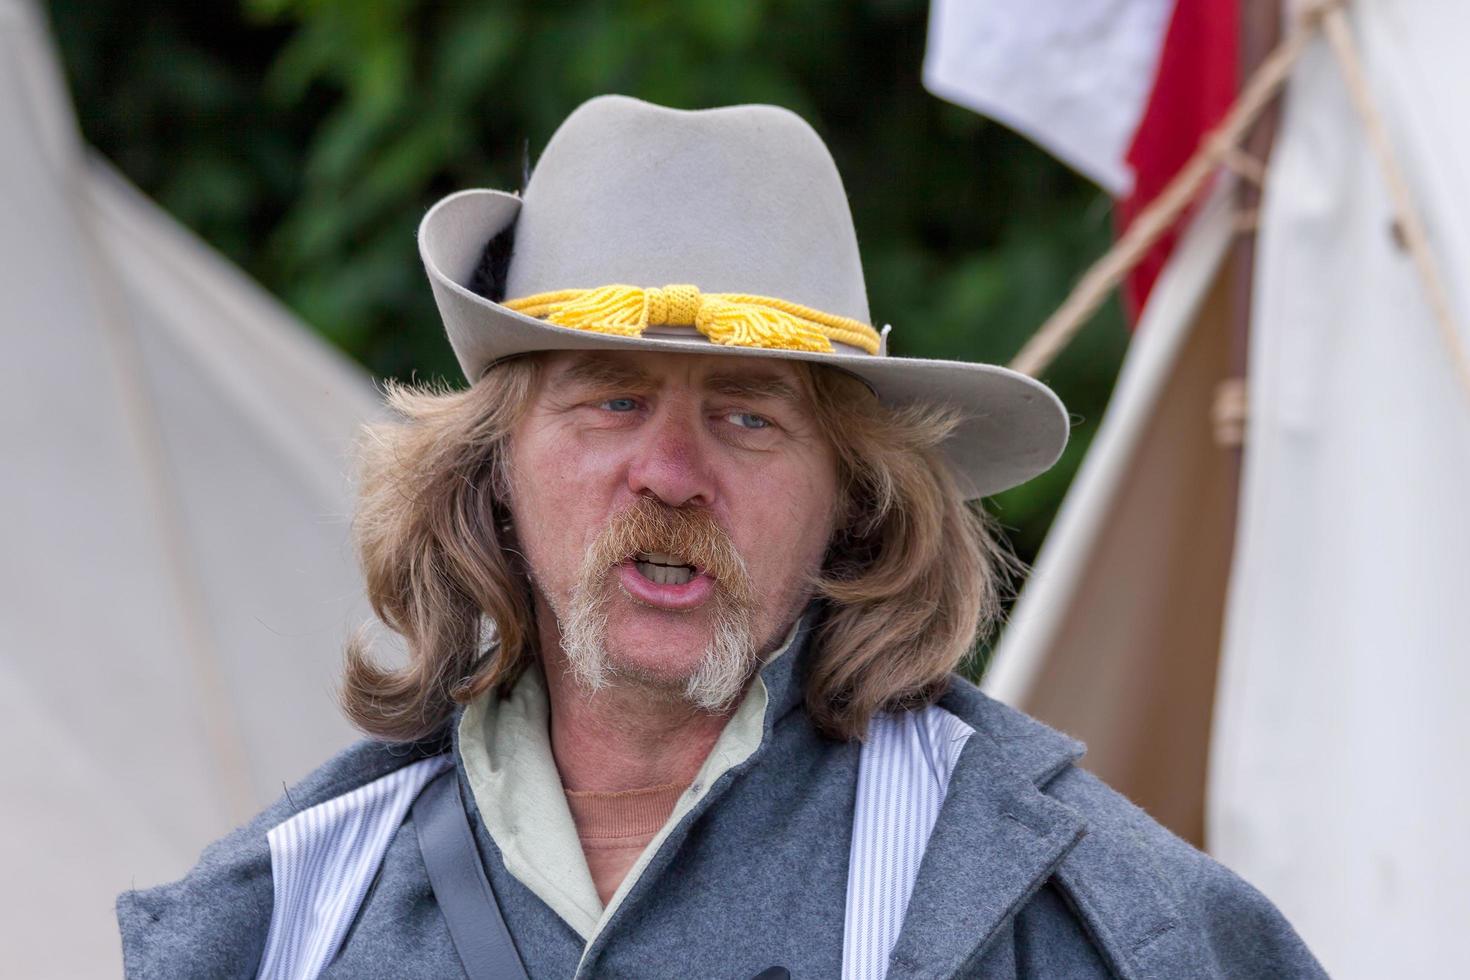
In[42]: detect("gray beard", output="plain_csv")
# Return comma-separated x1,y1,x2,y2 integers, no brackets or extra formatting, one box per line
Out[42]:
555,575,757,713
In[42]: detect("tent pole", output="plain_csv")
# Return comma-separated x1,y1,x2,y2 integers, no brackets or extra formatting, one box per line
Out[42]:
1221,0,1285,462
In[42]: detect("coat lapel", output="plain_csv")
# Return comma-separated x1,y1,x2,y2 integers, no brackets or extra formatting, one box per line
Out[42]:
882,688,1089,979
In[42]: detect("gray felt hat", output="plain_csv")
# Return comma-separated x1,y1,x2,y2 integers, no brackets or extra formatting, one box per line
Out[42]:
417,94,1068,498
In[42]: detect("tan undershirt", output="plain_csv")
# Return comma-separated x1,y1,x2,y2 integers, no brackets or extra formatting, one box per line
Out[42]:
563,782,686,905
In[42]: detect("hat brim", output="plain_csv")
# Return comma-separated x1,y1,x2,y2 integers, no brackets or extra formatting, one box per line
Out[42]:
419,189,1070,499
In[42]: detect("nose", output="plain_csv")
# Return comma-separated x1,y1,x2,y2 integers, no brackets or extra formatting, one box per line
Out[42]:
625,401,717,509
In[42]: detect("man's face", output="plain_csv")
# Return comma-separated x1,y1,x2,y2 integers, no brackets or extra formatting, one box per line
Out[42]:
505,349,840,707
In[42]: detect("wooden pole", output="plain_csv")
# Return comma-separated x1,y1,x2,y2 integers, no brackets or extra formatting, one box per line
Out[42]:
1010,6,1320,378
1320,4,1470,405
1222,0,1285,463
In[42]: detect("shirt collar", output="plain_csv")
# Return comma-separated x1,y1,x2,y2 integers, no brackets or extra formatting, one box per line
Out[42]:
451,604,818,942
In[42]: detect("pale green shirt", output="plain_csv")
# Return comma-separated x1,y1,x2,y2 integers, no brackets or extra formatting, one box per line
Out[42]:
456,623,800,944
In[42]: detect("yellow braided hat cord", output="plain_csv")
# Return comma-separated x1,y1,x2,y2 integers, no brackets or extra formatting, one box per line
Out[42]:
503,284,882,355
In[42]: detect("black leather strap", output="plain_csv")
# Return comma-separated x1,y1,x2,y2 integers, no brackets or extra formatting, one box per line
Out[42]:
413,768,531,980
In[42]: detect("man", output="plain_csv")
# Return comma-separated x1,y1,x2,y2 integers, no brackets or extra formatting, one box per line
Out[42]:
117,95,1324,978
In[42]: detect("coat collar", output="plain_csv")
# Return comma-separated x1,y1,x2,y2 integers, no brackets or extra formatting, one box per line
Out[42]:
884,680,1091,978
761,613,1104,976
754,606,818,729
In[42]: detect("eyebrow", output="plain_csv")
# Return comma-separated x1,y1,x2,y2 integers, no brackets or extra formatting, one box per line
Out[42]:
549,355,805,406
703,372,804,406
551,357,658,391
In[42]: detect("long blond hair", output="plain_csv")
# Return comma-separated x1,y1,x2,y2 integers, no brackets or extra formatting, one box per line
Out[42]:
342,356,1018,742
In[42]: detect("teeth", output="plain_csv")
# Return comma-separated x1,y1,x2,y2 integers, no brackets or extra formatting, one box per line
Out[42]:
637,551,684,566
634,561,695,586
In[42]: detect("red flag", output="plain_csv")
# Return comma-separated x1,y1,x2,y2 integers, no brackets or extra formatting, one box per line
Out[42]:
1117,0,1239,319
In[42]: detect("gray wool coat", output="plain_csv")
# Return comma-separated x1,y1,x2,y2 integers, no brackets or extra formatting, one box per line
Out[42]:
117,623,1327,978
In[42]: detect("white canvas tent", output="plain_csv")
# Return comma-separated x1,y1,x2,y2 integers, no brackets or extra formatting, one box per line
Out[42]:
984,180,1241,846
970,1,1470,975
1,2,381,975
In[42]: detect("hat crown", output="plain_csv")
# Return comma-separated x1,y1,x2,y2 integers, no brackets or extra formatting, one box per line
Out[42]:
505,95,871,324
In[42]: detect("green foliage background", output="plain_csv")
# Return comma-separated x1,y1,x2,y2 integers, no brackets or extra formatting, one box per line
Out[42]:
47,0,1128,654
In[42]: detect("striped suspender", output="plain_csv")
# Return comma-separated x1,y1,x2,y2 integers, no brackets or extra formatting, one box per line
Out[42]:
257,754,451,980
843,706,976,980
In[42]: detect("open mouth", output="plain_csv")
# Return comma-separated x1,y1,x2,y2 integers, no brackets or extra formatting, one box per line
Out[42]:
615,549,719,611
632,551,698,586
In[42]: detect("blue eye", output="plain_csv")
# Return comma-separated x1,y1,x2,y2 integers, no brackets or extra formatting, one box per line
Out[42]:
727,412,771,430
601,397,638,412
